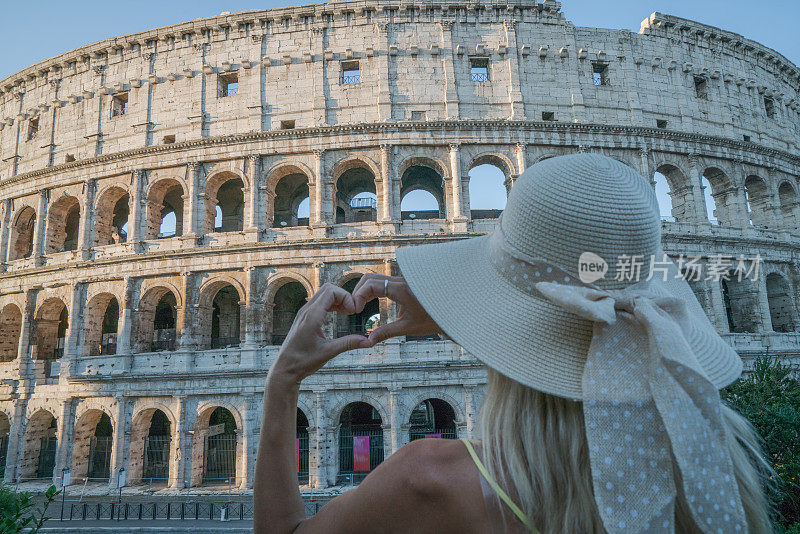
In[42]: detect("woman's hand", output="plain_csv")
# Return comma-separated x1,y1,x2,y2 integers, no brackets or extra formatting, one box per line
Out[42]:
270,283,373,386
351,274,443,343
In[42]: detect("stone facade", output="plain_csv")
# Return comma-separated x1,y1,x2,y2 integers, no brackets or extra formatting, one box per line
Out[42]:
0,0,799,492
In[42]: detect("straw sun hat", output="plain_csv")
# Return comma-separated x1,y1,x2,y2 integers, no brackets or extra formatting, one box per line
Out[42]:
395,153,747,533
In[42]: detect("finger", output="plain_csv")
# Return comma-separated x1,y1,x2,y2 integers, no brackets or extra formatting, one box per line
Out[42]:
367,318,410,344
306,285,355,325
323,334,373,358
351,275,387,313
353,278,398,313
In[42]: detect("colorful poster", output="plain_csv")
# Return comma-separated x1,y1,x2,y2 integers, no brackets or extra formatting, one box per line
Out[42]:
353,436,371,471
296,438,300,473
424,433,442,439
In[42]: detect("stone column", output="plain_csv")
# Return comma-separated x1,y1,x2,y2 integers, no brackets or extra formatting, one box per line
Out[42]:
183,161,201,241
176,272,198,351
171,396,188,489
62,282,86,378
108,395,128,490
3,402,25,483
439,21,459,119
707,280,730,334
115,277,135,360
464,385,477,439
310,149,326,236
388,388,402,454
687,155,711,224
16,289,37,381
76,179,95,260
0,198,12,270
53,399,74,485
756,275,774,333
239,398,253,489
379,144,393,223
638,148,653,182
504,21,524,120
515,143,527,177
32,189,49,265
449,144,467,229
245,154,261,235
128,170,145,249
309,390,327,488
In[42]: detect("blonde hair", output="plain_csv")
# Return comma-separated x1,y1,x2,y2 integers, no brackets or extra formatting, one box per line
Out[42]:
478,367,773,534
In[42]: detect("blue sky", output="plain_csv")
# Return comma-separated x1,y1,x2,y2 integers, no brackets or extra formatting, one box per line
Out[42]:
0,1,795,217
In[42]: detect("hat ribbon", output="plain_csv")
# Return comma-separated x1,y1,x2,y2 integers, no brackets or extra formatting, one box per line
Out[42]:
534,281,748,534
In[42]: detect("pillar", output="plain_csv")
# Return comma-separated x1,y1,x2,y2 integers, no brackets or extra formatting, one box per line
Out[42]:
129,170,145,249
3,402,25,483
32,189,49,265
171,396,188,489
464,385,477,439
0,198,11,270
310,149,326,235
310,390,326,488
108,395,128,490
183,161,201,240
439,21,459,119
16,289,36,380
62,282,86,379
76,179,95,260
687,155,711,224
53,399,74,485
177,272,198,350
756,275,774,333
388,388,402,454
449,144,467,226
379,144,393,223
515,143,527,177
707,279,730,334
115,277,135,358
504,20,524,120
245,154,261,234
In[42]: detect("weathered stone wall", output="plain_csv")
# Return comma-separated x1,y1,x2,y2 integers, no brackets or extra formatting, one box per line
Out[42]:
0,0,798,492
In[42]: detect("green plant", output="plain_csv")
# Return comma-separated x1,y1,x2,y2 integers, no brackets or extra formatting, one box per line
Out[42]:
0,484,59,533
721,354,800,528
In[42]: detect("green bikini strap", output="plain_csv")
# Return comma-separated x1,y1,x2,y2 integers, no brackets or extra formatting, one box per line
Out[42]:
461,438,538,533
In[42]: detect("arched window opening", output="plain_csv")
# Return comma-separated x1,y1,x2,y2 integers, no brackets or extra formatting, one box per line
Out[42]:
21,411,57,480
701,168,736,226
211,285,240,349
210,178,244,233
94,188,130,246
335,167,377,224
338,278,379,338
778,182,799,232
721,275,759,333
0,304,22,362
766,273,797,333
409,398,458,441
701,177,718,225
146,180,184,239
34,299,67,381
0,412,10,479
143,410,171,485
9,206,36,260
468,164,507,219
46,196,81,253
401,165,444,220
338,402,384,484
272,173,310,228
744,176,770,228
202,407,238,485
653,172,674,221
271,282,308,345
297,409,309,485
85,295,119,356
152,293,177,352
72,411,113,482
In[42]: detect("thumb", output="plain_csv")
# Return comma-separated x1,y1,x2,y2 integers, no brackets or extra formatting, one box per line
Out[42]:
367,319,409,344
324,334,372,358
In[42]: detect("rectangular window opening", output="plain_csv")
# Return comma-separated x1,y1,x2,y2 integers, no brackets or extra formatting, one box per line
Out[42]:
111,92,129,117
218,72,239,97
592,62,608,86
410,111,426,121
163,135,176,144
541,111,555,122
280,119,296,130
27,117,39,141
470,57,489,82
341,61,361,84
694,76,708,99
764,96,775,119
656,119,668,129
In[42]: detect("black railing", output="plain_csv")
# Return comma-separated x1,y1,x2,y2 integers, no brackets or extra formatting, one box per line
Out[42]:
60,501,255,521
409,427,458,441
471,71,488,82
350,196,377,209
298,432,309,485
151,329,176,352
337,428,384,485
203,434,237,484
342,73,361,84
143,435,171,480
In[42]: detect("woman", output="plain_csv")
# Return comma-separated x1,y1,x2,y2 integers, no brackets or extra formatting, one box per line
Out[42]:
254,154,771,533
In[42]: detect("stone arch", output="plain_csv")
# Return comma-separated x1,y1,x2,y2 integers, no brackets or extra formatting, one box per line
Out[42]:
129,405,175,486
145,178,185,239
204,171,245,234
0,410,9,477
336,272,379,338
467,154,511,219
407,397,459,440
0,303,22,362
777,180,799,231
744,175,772,228
33,297,68,363
720,275,760,333
334,399,386,484
267,163,311,228
701,167,735,226
9,206,36,261
71,408,114,481
45,194,81,253
20,409,58,480
93,185,130,246
268,276,311,345
134,286,180,353
191,403,243,486
197,278,246,350
653,163,692,222
332,158,380,224
402,391,465,426
82,293,120,356
399,157,446,220
765,272,797,332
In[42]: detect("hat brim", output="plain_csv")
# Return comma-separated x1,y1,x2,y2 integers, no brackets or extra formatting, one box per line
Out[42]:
396,234,743,400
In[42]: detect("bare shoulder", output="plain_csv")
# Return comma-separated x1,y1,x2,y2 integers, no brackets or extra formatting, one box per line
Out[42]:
298,438,488,534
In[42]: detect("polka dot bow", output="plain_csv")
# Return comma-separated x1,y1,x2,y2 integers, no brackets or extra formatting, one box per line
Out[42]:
490,230,748,534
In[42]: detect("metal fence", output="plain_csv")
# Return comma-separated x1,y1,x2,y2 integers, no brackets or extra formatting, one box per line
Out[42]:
0,435,7,478
337,428,384,485
409,428,458,441
143,435,171,480
203,434,236,483
298,432,309,485
88,436,113,479
151,329,176,352
37,436,57,478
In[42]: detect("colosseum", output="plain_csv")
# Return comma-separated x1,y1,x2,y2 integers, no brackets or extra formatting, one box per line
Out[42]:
0,0,798,494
